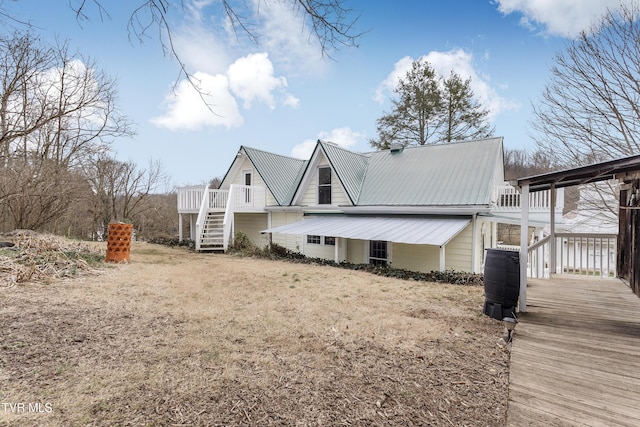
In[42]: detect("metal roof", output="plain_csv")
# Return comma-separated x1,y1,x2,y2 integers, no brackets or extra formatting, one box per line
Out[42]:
262,215,471,246
356,137,503,206
319,141,370,204
242,147,307,205
239,137,503,209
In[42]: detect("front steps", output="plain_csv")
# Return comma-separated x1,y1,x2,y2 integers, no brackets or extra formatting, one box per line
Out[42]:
198,211,225,251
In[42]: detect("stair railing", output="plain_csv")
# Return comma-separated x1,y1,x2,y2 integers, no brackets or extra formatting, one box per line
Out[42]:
222,184,236,251
195,184,210,251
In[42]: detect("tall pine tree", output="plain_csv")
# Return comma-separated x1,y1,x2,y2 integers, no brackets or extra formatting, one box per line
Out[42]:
370,60,494,149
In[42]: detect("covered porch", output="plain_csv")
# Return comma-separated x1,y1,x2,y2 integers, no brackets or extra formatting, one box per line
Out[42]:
518,154,640,310
508,275,640,426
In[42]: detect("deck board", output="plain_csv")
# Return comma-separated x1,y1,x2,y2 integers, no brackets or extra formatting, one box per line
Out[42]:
507,276,640,427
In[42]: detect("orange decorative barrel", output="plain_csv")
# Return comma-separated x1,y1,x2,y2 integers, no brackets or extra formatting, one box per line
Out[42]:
105,223,133,263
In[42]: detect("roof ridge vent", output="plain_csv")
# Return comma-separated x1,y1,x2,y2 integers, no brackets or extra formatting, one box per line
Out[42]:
390,143,404,154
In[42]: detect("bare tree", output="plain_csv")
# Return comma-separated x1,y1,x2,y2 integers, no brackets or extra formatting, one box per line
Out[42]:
0,32,133,231
503,148,558,181
0,32,132,167
531,2,640,164
0,156,88,230
84,154,167,237
529,3,640,218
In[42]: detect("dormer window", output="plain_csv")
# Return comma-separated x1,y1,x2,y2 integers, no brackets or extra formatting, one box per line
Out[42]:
318,167,332,205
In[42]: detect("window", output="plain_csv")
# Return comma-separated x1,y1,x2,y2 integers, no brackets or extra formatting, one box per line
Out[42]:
307,235,321,244
243,170,252,204
369,240,388,266
307,235,335,245
318,167,332,205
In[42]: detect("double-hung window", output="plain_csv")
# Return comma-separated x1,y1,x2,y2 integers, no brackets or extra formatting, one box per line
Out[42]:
369,240,388,266
318,167,332,205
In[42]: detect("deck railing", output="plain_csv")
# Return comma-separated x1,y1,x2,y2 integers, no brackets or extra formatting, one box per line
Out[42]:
232,185,266,212
208,189,229,210
177,185,266,213
493,183,563,211
526,233,617,278
178,186,206,212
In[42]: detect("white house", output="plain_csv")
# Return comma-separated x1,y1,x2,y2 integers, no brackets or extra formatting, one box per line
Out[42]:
177,137,562,274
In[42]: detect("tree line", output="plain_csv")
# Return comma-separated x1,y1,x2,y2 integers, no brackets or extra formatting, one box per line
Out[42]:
0,32,173,239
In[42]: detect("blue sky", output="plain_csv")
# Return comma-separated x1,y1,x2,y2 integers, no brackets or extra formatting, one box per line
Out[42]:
1,0,626,186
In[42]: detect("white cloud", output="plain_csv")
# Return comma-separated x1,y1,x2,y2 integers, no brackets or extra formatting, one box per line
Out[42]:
150,72,243,131
495,0,625,37
374,50,520,120
152,53,298,131
172,1,232,74
172,25,232,75
228,53,292,109
252,0,327,75
291,127,365,159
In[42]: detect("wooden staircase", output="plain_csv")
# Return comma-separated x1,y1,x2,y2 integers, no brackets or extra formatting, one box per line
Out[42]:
198,211,225,251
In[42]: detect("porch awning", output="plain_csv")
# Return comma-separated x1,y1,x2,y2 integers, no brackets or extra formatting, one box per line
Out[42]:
262,216,470,246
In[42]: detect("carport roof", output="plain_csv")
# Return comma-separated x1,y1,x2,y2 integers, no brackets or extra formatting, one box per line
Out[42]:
518,154,640,192
262,215,470,246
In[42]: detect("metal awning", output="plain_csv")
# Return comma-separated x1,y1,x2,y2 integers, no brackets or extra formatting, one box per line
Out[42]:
262,216,470,246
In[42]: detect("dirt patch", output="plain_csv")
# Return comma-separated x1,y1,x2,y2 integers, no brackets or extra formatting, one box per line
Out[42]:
1,241,508,426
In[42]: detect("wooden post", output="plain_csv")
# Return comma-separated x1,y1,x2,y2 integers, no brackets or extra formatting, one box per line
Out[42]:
519,183,530,312
550,185,557,274
439,245,446,271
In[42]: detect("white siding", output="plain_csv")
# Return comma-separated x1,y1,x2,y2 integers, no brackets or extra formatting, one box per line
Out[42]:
347,239,366,264
392,244,440,273
300,153,351,207
234,213,269,248
444,223,474,272
304,240,334,259
229,157,277,206
270,211,303,252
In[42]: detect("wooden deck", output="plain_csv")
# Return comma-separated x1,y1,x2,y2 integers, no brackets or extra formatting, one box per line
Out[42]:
507,275,640,427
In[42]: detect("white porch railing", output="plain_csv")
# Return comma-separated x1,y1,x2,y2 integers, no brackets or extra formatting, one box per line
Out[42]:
178,186,207,213
179,184,267,250
493,183,563,211
195,184,210,251
232,185,266,212
527,233,617,278
177,185,266,213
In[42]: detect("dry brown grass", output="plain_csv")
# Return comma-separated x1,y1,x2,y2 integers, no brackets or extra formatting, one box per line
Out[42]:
1,241,509,426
